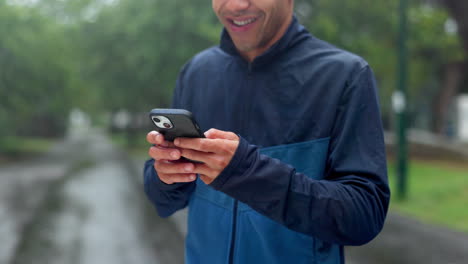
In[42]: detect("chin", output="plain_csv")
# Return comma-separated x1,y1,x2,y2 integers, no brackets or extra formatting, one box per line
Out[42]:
232,39,257,51
236,44,256,53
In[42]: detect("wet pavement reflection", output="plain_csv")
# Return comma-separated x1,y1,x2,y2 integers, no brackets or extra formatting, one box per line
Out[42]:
1,129,183,264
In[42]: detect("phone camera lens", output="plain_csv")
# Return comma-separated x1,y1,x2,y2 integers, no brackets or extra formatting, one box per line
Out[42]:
163,123,172,128
153,117,161,123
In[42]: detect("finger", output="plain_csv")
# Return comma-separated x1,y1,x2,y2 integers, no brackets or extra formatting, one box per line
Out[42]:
155,160,195,174
147,131,163,144
148,146,181,160
192,163,218,177
177,139,239,156
180,149,230,169
146,131,174,147
179,148,211,164
199,174,214,185
175,137,231,153
159,173,197,184
205,128,239,141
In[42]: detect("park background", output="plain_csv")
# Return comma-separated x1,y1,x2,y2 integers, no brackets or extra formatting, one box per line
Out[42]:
1,0,467,263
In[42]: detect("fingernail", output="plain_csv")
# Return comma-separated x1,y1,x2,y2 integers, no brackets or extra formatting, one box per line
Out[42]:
171,151,179,159
184,164,193,172
156,134,163,142
189,175,196,181
174,138,180,145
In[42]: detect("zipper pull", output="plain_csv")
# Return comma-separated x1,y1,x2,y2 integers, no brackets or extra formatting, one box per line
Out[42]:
247,63,253,78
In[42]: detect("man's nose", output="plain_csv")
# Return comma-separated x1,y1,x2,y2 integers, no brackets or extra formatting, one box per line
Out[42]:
225,0,251,13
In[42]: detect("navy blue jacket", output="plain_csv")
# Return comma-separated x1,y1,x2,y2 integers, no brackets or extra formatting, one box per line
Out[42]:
144,17,390,264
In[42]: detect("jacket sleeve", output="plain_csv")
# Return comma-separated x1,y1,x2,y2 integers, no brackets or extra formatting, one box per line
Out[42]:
210,65,390,246
143,159,195,217
143,62,196,218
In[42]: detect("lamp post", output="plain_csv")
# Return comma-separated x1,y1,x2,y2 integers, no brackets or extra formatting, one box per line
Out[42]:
395,0,409,200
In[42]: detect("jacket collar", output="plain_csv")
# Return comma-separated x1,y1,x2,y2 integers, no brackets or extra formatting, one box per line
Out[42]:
219,15,306,69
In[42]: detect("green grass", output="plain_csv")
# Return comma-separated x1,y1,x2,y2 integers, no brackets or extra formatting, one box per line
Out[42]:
0,136,55,157
388,159,468,232
110,131,149,159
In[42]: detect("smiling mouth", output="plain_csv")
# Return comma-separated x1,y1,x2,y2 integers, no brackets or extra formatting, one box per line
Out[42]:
230,17,257,27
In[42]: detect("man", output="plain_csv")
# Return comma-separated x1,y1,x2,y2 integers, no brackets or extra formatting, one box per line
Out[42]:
144,0,390,263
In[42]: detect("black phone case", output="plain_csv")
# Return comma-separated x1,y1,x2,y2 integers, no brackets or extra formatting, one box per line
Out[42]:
149,109,204,142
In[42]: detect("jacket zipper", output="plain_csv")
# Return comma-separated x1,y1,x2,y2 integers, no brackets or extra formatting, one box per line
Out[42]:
247,63,253,78
228,200,238,264
229,63,252,263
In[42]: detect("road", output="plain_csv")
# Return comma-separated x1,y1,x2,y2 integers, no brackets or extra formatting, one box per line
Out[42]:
346,213,468,264
0,129,184,264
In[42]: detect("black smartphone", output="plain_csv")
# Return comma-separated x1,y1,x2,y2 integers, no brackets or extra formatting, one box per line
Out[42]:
149,108,204,142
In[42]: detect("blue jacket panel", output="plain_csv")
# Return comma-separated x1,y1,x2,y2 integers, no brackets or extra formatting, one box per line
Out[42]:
186,138,340,264
144,16,390,264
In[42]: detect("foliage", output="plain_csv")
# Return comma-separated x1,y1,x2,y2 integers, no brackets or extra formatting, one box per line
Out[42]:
296,0,464,126
0,136,54,156
0,0,465,148
77,0,220,113
0,3,78,140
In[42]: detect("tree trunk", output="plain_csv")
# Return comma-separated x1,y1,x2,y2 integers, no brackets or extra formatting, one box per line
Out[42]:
435,1,468,135
442,0,468,55
432,62,463,135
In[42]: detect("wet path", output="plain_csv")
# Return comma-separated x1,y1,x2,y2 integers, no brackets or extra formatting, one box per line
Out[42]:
346,213,468,264
0,137,79,264
1,129,183,264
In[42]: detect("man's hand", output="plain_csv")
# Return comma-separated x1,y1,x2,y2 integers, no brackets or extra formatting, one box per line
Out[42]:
146,131,197,184
174,128,240,185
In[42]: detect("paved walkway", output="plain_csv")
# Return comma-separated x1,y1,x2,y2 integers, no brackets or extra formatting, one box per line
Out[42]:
1,129,184,264
346,213,468,264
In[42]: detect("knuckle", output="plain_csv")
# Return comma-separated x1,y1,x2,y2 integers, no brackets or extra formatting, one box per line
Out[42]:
203,140,213,150
218,159,229,169
218,144,229,154
216,159,229,169
197,140,206,149
209,156,228,169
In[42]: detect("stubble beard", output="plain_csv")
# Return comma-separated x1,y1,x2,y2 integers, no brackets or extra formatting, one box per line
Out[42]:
233,25,269,54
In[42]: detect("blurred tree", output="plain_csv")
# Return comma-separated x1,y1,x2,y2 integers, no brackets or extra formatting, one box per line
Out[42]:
441,0,468,54
436,0,468,135
296,0,464,133
2,0,465,149
79,0,220,114
0,3,76,142
69,0,221,145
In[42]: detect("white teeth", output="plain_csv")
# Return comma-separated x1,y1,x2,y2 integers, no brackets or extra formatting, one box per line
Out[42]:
233,18,256,26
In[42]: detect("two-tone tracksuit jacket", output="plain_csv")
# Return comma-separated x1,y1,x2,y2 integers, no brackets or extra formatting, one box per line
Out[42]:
144,16,390,264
